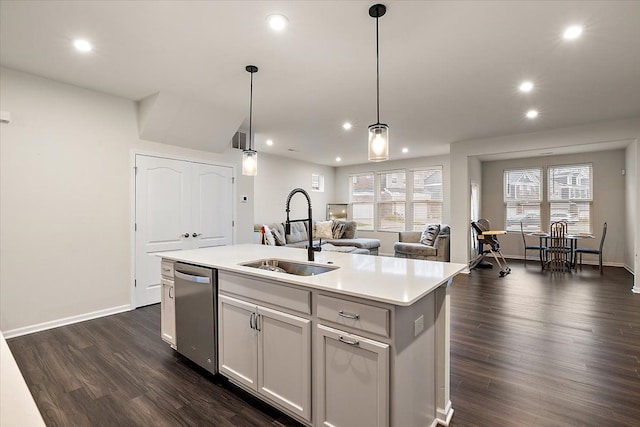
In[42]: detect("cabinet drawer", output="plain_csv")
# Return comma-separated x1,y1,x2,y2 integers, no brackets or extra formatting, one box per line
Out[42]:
317,294,390,338
161,260,175,278
219,271,311,315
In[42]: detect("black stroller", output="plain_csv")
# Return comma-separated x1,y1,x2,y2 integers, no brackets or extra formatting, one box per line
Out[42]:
469,219,511,277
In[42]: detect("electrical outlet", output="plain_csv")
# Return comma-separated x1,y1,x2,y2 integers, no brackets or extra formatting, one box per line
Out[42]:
414,315,424,337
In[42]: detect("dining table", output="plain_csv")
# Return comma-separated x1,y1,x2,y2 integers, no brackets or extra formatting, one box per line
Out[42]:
527,231,595,271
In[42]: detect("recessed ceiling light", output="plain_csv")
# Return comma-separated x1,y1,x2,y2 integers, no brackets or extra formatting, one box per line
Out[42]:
336,157,342,162
526,109,539,119
73,39,93,52
563,25,583,40
342,122,352,130
519,81,534,93
402,147,409,154
266,139,274,146
268,14,288,31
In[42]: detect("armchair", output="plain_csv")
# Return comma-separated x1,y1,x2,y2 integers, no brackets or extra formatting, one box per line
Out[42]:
393,225,450,261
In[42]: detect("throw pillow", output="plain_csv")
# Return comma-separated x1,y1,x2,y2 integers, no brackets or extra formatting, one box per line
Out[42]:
270,223,286,246
332,221,346,239
420,224,440,246
262,224,275,246
341,220,357,239
315,220,334,240
286,222,308,244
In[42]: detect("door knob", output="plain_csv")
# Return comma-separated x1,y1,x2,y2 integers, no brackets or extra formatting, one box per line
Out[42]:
192,233,203,237
182,233,190,238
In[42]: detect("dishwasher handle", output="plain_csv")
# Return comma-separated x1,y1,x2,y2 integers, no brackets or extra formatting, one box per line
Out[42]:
174,270,211,284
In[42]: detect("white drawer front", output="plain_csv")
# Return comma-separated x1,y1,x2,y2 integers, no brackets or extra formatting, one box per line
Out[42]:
161,260,175,278
317,294,390,338
219,271,311,315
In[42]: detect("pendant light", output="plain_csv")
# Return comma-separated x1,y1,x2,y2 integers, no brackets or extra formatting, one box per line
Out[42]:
242,65,259,176
368,4,389,162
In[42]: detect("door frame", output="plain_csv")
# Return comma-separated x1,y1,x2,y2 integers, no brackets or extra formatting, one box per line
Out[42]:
129,149,237,308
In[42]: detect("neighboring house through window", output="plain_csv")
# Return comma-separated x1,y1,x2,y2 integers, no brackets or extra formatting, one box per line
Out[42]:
504,168,542,232
349,173,374,230
504,163,593,233
378,170,406,232
548,163,592,233
412,168,443,231
349,166,443,232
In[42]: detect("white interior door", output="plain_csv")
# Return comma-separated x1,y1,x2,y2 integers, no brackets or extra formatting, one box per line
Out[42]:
191,162,233,248
134,155,234,308
135,155,191,307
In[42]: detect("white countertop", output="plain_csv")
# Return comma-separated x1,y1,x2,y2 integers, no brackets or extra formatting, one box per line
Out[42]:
1,331,46,427
160,244,466,306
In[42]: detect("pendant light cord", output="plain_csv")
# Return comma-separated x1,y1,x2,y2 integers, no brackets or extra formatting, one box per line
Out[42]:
376,15,380,124
249,72,253,151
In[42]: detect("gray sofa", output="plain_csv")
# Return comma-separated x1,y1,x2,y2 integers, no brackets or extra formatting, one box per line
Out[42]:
393,225,451,261
260,220,380,255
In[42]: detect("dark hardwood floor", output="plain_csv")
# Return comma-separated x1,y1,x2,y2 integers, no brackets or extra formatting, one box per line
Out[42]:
7,262,640,427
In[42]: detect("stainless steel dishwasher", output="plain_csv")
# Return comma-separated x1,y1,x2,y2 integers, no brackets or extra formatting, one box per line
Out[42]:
174,262,217,374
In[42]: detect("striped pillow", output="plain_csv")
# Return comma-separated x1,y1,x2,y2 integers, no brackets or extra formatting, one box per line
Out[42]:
420,224,440,246
332,221,346,239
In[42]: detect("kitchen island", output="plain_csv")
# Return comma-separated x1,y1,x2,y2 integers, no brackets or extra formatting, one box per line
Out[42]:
160,244,465,427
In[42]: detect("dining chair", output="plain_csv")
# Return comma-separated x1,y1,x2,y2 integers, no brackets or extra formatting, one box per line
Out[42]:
574,222,607,274
520,221,545,267
546,221,571,273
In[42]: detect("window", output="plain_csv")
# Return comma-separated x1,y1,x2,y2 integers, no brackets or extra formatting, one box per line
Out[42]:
548,163,592,233
412,168,443,231
349,167,444,233
311,174,324,192
349,173,374,230
377,170,406,232
504,168,542,232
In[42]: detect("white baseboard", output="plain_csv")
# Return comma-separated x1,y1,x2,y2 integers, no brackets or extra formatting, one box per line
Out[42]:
2,304,133,339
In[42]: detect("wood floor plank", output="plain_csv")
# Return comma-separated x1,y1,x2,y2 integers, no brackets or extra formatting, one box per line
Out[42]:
7,261,639,426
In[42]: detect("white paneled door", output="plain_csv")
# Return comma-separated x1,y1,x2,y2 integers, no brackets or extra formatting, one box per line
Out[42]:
135,155,233,307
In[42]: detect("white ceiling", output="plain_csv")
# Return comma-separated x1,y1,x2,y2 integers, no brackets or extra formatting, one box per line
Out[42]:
1,1,639,166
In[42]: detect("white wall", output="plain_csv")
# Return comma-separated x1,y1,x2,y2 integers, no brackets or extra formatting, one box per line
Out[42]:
335,154,451,255
450,117,640,266
0,67,254,333
253,152,336,226
481,150,626,264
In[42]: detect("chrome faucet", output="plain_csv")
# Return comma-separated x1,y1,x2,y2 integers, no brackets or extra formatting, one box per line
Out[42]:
285,188,320,261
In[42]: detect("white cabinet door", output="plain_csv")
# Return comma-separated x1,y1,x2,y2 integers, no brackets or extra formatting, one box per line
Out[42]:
191,162,233,249
258,306,311,422
135,155,191,307
218,295,258,390
160,279,176,346
316,324,389,427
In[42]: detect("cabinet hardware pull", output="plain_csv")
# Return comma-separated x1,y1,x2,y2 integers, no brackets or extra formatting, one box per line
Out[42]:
338,310,360,320
338,336,360,346
182,233,190,238
256,314,261,332
192,233,203,237
169,287,173,299
249,313,255,329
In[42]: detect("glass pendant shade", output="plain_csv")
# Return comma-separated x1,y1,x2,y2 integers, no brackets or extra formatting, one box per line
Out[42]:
368,123,389,161
242,64,259,176
242,149,258,176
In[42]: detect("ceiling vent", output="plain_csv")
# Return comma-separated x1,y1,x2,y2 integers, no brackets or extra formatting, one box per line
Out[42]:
232,131,248,150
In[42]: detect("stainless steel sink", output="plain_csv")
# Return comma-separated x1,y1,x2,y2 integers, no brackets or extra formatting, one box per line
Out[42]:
241,259,338,276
